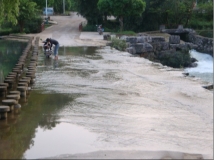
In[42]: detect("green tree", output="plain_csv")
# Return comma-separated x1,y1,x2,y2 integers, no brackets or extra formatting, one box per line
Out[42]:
160,0,195,27
32,0,72,14
53,0,72,14
32,0,54,10
124,0,196,32
98,0,146,31
188,0,213,30
123,0,166,32
73,0,103,25
16,0,38,33
0,0,20,25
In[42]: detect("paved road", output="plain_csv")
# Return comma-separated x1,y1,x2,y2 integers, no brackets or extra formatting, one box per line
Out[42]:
29,12,108,47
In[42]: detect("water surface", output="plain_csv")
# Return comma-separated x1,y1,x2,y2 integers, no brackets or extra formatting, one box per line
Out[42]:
185,50,213,83
0,40,27,82
0,46,212,159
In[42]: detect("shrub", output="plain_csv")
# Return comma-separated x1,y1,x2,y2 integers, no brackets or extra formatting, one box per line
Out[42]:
0,28,12,36
24,16,43,33
82,24,97,32
158,50,191,68
114,31,136,36
111,38,127,51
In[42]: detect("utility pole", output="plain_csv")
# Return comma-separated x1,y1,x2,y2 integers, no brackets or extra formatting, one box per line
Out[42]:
46,0,48,18
63,0,65,14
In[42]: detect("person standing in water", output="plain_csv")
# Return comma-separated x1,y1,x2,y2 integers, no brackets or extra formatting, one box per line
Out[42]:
46,38,59,60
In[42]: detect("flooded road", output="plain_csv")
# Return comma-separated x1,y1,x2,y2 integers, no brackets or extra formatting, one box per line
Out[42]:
0,46,213,159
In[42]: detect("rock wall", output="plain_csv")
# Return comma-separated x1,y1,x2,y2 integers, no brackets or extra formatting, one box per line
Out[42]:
188,33,213,55
161,26,213,55
124,34,196,57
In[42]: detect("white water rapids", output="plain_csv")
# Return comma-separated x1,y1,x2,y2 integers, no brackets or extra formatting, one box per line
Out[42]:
24,46,213,159
185,50,213,83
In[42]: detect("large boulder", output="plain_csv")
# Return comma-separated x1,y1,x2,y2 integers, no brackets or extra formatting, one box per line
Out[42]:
151,36,165,43
103,34,111,40
136,36,152,43
169,35,180,44
126,47,136,55
170,43,198,51
126,36,137,44
131,42,153,54
126,36,152,44
151,42,169,51
185,42,198,50
120,35,127,41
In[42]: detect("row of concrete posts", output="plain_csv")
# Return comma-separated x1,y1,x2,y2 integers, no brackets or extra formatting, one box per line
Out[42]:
0,36,40,120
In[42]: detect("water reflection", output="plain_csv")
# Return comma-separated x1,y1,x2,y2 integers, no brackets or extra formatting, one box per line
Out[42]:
1,45,212,159
23,123,98,159
0,40,27,82
0,91,73,159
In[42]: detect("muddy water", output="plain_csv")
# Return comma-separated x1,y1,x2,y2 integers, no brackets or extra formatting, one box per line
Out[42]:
0,46,213,159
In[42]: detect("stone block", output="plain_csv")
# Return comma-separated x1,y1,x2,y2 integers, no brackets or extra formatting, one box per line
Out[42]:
126,36,137,44
103,34,111,40
151,36,165,43
169,35,180,44
126,47,136,55
136,36,152,43
151,42,169,51
131,42,153,54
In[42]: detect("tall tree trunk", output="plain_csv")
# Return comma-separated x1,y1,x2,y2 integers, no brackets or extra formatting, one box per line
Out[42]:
119,16,123,32
19,21,24,33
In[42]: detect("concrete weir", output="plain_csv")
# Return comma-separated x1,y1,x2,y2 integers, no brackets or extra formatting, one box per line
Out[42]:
0,36,40,120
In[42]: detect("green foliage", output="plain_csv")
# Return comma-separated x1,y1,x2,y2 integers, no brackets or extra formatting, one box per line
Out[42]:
32,0,54,10
158,50,191,68
0,28,13,36
73,0,103,25
113,31,136,36
23,16,43,33
98,0,146,17
82,24,97,31
16,0,39,32
0,0,19,25
196,30,213,38
111,38,127,51
187,1,213,30
53,0,72,14
98,0,146,31
32,0,73,14
122,0,213,32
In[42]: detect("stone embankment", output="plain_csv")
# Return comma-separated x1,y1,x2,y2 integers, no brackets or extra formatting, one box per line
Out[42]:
124,34,198,58
188,33,213,55
0,36,39,120
161,26,213,55
104,26,213,57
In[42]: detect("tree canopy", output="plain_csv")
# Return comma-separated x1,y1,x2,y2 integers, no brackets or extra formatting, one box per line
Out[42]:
98,0,146,30
32,0,72,14
16,0,38,32
73,0,103,24
0,0,19,25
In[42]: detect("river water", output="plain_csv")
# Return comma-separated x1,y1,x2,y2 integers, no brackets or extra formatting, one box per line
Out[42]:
0,40,27,82
0,44,213,159
185,50,213,84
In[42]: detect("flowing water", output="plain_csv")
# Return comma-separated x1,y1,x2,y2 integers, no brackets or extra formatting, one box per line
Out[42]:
185,50,213,84
0,45,213,159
